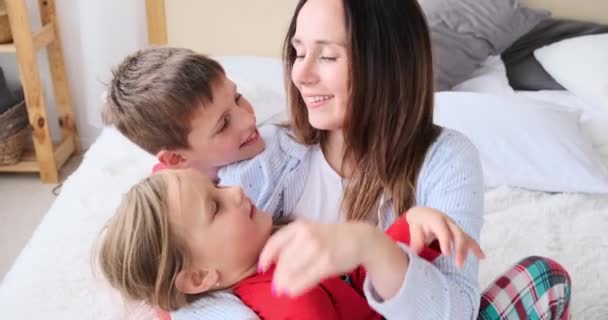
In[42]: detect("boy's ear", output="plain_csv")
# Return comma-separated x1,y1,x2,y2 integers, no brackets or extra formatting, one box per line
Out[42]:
157,150,187,168
175,268,220,295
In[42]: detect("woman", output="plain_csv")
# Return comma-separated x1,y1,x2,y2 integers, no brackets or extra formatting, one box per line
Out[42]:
173,0,571,319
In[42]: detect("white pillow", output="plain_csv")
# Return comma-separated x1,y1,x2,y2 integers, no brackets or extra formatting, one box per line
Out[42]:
229,75,287,125
214,56,287,125
515,90,608,166
534,34,608,110
434,92,608,193
451,56,515,95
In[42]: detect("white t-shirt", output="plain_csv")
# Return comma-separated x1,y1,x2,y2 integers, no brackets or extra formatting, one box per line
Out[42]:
293,145,344,224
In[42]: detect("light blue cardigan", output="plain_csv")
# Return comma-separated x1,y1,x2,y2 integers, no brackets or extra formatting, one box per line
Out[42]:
173,125,484,320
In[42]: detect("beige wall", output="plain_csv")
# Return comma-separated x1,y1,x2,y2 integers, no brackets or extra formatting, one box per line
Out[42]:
521,0,608,24
165,0,607,58
166,0,298,58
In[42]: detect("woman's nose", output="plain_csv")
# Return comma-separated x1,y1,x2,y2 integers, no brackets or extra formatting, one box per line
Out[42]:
293,57,319,86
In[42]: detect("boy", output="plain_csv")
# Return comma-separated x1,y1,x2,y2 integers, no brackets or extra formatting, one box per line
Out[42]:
103,47,265,179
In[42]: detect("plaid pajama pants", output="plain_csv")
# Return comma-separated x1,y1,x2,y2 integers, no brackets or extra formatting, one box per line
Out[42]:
478,256,571,320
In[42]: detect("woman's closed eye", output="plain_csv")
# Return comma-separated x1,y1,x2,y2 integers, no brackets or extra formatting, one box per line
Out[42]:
320,56,337,62
235,92,242,103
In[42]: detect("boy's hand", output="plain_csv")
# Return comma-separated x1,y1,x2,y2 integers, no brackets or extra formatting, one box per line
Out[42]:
407,207,485,268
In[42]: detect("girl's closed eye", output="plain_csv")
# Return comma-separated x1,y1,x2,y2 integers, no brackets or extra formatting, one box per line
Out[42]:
320,56,337,62
212,200,220,216
235,92,242,103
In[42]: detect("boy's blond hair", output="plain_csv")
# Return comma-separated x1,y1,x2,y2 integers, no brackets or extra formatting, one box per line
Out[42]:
102,47,224,154
98,172,192,310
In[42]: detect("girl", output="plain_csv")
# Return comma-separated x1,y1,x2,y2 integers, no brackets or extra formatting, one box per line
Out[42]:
98,169,482,319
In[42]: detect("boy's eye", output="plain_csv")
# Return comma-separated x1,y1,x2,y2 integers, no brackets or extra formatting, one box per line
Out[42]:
219,115,230,132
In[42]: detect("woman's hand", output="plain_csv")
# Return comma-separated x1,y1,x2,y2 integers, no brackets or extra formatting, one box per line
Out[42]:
257,220,374,298
407,207,485,268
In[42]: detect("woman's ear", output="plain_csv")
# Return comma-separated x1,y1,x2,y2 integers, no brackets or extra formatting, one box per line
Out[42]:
157,150,187,169
175,268,220,295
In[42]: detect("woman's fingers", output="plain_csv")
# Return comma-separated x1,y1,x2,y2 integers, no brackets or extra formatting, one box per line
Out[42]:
271,236,319,295
433,219,453,257
409,224,425,254
273,254,330,298
471,239,486,260
448,221,485,268
448,221,467,268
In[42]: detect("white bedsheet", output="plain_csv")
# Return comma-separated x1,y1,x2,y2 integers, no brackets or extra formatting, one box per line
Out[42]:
1,127,607,319
1,55,607,318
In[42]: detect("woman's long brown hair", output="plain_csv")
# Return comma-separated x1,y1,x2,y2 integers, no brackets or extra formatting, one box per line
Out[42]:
283,0,441,222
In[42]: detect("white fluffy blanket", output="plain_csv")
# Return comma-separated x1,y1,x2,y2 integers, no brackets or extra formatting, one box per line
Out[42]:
0,128,606,319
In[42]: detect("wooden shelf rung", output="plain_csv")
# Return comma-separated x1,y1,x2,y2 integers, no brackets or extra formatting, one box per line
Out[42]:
0,150,40,172
33,22,55,50
0,137,75,174
53,136,74,169
0,42,16,52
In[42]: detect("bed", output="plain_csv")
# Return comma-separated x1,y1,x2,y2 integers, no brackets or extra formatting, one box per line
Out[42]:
0,53,606,319
2,2,608,319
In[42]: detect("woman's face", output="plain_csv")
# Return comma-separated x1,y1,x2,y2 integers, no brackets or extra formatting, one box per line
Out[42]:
291,0,350,131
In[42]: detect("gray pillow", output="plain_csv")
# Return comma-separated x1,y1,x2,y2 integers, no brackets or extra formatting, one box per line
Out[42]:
502,18,608,91
420,0,550,91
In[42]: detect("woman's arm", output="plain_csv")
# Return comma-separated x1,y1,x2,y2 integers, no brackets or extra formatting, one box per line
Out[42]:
363,130,484,320
171,291,259,320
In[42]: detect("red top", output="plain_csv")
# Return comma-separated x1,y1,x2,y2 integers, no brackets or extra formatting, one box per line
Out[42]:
232,216,441,319
152,162,167,173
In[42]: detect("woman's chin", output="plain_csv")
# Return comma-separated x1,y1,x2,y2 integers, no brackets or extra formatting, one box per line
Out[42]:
308,116,343,131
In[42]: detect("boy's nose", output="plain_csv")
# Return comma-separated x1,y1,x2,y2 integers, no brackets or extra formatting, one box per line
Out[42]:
234,107,256,131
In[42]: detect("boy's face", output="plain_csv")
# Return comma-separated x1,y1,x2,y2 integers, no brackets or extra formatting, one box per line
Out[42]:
166,169,272,287
164,75,265,176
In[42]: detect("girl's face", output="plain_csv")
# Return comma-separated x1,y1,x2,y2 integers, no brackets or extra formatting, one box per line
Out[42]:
165,169,272,285
291,0,350,131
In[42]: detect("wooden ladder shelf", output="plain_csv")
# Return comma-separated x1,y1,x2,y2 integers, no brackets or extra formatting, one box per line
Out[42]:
0,0,79,183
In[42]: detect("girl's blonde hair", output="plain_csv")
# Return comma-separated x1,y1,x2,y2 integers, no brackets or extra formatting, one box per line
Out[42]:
98,172,191,311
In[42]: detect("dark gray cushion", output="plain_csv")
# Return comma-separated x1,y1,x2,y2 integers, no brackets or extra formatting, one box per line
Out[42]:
502,18,608,91
0,67,24,116
420,0,550,91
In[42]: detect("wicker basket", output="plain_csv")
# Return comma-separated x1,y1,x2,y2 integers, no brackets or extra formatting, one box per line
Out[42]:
0,0,12,44
0,100,30,165
0,126,30,165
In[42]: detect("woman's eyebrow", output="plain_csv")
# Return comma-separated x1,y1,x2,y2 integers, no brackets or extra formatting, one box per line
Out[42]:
291,37,346,47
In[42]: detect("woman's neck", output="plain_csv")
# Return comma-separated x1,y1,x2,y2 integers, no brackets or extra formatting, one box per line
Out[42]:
322,130,354,178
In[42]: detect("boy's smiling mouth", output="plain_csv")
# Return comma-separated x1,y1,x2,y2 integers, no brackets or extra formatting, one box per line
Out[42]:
240,129,260,148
